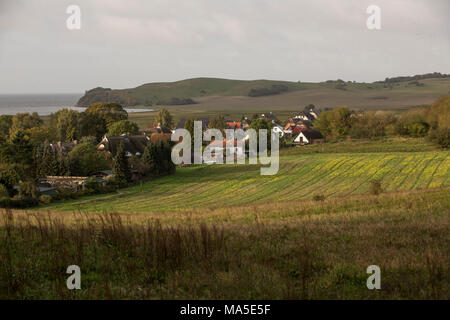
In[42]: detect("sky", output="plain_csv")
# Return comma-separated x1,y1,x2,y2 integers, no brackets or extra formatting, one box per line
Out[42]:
0,0,448,94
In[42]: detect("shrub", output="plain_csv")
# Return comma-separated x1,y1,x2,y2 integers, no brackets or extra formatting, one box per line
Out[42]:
0,184,9,198
39,194,52,204
407,121,429,137
0,196,11,208
248,85,288,97
106,174,123,188
10,196,39,208
429,128,449,149
86,176,101,193
313,194,326,201
369,179,383,195
19,181,39,199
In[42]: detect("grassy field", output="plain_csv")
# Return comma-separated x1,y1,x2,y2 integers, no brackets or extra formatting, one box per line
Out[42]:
2,187,448,299
93,77,450,123
3,138,449,299
39,139,449,214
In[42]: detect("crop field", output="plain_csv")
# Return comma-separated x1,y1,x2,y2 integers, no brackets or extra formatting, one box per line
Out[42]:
40,147,449,214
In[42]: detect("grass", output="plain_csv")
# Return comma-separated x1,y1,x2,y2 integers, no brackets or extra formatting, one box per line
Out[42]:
2,187,448,299
3,138,449,299
98,77,450,120
39,141,449,214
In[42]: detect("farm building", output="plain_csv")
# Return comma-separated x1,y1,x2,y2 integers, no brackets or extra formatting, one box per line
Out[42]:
294,130,324,145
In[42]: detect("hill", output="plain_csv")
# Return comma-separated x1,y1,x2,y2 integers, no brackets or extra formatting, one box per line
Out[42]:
77,74,450,111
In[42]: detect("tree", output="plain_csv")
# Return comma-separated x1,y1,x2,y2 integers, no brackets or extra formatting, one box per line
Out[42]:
154,108,173,128
69,142,110,176
407,121,429,137
314,107,352,140
142,141,157,174
9,130,33,167
24,126,56,146
208,115,226,133
19,181,39,199
50,109,79,141
249,118,273,148
349,111,391,139
86,102,128,127
10,112,43,134
0,115,12,142
40,142,59,176
162,140,175,174
0,164,21,194
107,120,140,136
184,118,196,148
113,142,131,183
77,112,107,141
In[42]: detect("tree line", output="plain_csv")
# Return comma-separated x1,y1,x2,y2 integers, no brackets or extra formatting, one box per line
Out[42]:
0,103,177,208
313,95,449,148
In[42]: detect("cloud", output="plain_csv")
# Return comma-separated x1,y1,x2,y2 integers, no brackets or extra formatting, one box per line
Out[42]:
0,0,448,93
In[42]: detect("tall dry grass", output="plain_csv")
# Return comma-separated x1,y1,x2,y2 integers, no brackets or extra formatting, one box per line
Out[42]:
0,187,448,299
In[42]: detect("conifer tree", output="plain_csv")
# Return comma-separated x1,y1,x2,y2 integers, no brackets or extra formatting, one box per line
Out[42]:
113,141,131,183
143,141,157,174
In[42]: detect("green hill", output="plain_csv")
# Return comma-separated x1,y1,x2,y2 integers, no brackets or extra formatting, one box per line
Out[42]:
77,74,450,111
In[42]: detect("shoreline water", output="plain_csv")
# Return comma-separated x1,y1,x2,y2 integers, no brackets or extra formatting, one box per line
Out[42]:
0,94,154,115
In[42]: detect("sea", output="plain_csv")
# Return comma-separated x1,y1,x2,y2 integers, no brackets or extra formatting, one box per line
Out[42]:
0,94,154,115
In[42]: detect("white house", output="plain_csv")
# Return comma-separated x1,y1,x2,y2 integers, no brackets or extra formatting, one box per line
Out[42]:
271,123,285,138
293,130,324,145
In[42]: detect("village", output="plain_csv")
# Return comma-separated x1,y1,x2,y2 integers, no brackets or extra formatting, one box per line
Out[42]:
16,106,324,201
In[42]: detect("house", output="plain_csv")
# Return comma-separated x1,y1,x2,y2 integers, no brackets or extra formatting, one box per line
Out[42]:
145,123,172,134
50,140,78,153
293,130,324,145
205,139,245,163
13,184,57,196
38,176,97,191
284,119,308,136
93,170,113,179
148,133,172,144
271,123,285,138
260,112,278,122
97,134,149,157
241,117,250,130
294,111,315,122
226,120,242,130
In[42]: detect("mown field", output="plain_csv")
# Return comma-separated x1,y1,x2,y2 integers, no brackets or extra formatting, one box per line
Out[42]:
40,140,449,214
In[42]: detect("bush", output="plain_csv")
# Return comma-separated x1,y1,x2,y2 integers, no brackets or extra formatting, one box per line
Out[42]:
10,196,39,208
0,196,11,208
407,121,429,137
19,181,39,199
106,174,124,188
39,194,52,204
0,184,9,198
85,176,101,193
248,85,288,97
313,194,326,201
429,128,449,149
369,179,383,195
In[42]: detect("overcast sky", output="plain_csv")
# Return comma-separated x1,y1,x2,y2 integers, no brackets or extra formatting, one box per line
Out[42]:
0,0,448,93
